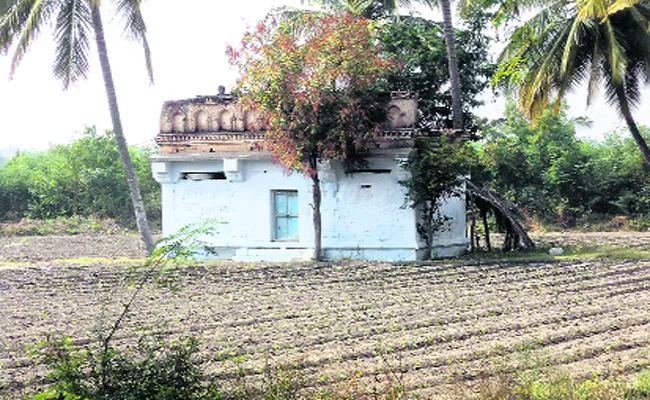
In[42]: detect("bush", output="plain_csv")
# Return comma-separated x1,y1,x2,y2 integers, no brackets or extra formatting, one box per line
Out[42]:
28,335,220,400
476,105,650,228
0,127,160,227
477,369,650,400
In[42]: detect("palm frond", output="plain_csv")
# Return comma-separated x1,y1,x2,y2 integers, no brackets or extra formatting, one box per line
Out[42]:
607,0,640,16
519,28,566,120
556,19,593,111
267,6,327,37
344,0,374,14
8,0,54,78
53,0,92,88
114,0,153,83
624,61,643,107
586,24,602,105
0,0,28,53
496,8,571,120
577,0,611,20
602,18,627,84
624,6,650,82
602,63,621,110
561,17,584,75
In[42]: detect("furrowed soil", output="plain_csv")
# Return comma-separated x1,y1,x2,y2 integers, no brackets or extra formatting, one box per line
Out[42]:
1,232,650,398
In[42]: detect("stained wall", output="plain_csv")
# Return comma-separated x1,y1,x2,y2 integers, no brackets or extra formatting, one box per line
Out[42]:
151,155,468,261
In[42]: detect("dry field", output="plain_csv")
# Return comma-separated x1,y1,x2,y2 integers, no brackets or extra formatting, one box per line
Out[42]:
1,233,650,398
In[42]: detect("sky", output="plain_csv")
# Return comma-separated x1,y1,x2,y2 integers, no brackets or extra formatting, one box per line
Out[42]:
0,0,648,151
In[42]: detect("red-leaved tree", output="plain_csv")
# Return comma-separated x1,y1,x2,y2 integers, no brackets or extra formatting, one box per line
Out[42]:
228,11,392,261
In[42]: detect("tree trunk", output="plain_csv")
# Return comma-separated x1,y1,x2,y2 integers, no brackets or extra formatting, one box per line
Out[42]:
441,0,463,130
425,204,433,258
310,157,322,261
311,170,322,261
466,181,535,249
615,85,650,166
465,195,476,252
469,209,475,252
90,4,154,254
482,210,491,250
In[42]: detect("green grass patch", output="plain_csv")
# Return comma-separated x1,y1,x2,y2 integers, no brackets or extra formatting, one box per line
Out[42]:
463,245,650,263
477,369,650,399
0,216,133,237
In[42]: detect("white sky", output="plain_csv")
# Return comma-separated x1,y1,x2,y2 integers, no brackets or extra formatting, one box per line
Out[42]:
0,0,647,150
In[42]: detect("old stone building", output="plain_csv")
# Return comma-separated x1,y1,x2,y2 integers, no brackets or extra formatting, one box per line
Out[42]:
150,90,468,261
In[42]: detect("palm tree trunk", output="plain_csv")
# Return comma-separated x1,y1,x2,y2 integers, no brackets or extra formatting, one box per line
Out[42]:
90,4,154,254
614,85,650,166
441,0,463,130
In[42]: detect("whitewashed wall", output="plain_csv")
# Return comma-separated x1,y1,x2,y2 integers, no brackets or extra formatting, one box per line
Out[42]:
151,155,467,261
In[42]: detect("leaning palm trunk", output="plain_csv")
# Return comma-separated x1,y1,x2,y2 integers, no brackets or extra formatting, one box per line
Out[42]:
90,4,154,253
614,85,650,166
441,0,463,130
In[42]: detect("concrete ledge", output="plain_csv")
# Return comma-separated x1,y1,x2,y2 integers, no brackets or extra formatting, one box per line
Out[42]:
228,247,419,262
323,248,418,262
233,248,312,262
430,239,469,258
196,243,468,262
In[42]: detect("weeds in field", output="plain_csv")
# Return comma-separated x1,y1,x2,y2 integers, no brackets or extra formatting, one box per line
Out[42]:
103,220,218,354
0,216,131,237
476,368,650,400
464,244,650,263
216,347,412,399
26,221,219,400
27,334,219,400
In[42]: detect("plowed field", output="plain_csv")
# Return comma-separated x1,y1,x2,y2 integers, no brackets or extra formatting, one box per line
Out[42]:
1,233,650,398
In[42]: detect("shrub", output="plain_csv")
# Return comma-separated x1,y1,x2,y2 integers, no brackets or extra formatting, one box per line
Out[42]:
0,127,160,227
28,335,220,400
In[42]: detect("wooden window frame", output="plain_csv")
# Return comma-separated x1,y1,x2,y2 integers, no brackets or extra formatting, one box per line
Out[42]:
272,190,299,241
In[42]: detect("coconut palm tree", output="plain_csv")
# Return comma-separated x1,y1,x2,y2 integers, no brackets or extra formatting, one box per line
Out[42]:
0,0,155,252
492,0,650,165
437,0,463,129
304,0,464,129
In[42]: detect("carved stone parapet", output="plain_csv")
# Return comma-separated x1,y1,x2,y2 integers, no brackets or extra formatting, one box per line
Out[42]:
156,133,267,154
159,91,418,135
155,91,469,155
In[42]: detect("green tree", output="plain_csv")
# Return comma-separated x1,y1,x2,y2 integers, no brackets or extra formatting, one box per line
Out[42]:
379,15,493,131
0,0,155,252
401,136,473,257
228,12,391,261
438,0,464,129
491,0,650,165
0,127,160,225
305,0,466,129
585,129,650,217
478,104,594,225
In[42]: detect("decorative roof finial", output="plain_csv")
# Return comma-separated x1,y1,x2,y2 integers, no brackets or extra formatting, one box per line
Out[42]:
218,85,226,95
